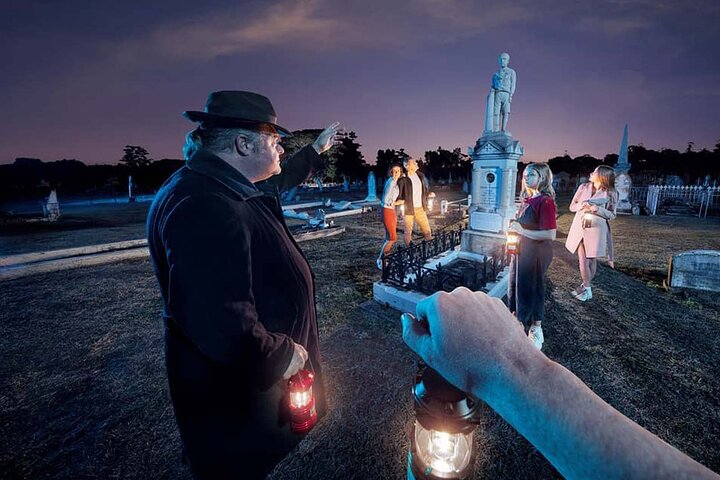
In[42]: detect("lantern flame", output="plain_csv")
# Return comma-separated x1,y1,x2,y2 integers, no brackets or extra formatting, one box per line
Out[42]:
413,422,473,475
290,390,312,409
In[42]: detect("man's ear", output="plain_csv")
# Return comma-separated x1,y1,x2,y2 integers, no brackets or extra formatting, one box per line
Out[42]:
235,135,253,156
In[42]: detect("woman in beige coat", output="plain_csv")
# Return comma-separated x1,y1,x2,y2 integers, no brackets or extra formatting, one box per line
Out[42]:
565,166,618,301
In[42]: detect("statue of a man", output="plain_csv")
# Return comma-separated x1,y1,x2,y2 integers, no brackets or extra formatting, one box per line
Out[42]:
488,52,516,132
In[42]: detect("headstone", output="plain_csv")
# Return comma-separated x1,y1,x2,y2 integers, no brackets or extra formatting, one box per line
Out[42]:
283,209,310,220
364,171,379,202
309,208,329,229
281,186,299,202
315,177,324,192
45,189,60,222
704,174,712,186
342,176,349,192
128,175,136,203
666,175,684,186
462,180,469,193
614,125,632,213
668,250,720,292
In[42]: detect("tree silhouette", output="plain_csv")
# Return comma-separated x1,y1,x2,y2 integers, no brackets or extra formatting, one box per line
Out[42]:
375,148,409,178
120,145,152,169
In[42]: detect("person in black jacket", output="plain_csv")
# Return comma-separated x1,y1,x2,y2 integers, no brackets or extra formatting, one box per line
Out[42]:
147,91,339,479
396,157,434,245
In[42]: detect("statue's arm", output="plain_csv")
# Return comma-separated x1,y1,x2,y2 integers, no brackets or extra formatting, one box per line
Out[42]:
510,69,517,97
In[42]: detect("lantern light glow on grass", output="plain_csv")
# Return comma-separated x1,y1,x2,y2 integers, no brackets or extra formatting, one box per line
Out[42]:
287,369,317,434
408,364,479,480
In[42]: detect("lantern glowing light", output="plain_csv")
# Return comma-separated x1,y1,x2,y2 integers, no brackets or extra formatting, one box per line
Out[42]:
582,213,594,229
506,231,520,255
408,365,479,480
287,369,317,434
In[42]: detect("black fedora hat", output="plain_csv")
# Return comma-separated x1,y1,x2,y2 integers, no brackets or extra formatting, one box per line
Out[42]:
183,91,292,136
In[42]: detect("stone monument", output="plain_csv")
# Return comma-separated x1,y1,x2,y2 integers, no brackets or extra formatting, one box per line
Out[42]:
484,52,516,134
364,171,379,203
614,124,632,214
45,189,60,222
462,53,523,256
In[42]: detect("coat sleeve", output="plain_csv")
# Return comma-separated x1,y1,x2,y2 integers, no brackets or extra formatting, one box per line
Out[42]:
595,203,617,220
262,145,323,193
397,177,408,203
162,193,294,389
569,183,588,212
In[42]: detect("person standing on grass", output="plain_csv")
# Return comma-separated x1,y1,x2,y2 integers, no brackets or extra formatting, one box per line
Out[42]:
507,163,557,350
376,163,404,270
397,157,433,246
147,90,340,480
565,165,618,302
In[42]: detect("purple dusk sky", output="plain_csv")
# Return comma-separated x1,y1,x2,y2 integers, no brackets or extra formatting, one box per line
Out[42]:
2,0,719,165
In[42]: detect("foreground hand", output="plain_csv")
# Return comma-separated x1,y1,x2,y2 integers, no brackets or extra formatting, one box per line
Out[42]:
282,342,309,379
312,121,342,154
401,287,531,397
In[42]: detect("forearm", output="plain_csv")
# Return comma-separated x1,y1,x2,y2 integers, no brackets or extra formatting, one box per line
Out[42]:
482,357,718,479
263,145,322,192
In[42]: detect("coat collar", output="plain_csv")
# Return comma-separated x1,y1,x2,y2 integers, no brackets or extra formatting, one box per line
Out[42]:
186,149,263,201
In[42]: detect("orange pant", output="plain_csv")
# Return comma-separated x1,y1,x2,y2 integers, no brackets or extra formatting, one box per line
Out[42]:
403,208,432,245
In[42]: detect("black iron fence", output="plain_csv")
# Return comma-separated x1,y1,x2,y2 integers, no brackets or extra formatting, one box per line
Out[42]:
381,223,508,294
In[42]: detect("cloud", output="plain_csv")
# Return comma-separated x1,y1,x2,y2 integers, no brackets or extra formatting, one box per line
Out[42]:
111,0,360,63
416,0,532,30
107,0,534,67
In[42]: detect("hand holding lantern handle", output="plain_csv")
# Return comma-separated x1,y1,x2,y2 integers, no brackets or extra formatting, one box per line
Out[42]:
401,287,719,480
283,342,308,380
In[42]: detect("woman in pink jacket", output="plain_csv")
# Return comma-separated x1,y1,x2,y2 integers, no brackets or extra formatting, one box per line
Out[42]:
565,165,618,301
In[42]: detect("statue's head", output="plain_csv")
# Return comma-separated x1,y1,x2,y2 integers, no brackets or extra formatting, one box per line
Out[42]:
498,52,510,68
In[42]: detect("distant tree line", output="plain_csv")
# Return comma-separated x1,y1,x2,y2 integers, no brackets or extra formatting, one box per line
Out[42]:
0,131,370,204
375,147,470,183
540,141,720,183
2,137,719,204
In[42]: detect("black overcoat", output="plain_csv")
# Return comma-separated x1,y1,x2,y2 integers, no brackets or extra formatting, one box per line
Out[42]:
147,145,325,479
397,171,430,215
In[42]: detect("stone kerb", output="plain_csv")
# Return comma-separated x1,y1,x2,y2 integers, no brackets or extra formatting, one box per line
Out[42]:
667,250,720,292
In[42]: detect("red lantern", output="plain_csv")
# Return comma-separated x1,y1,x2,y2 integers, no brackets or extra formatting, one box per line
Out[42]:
506,231,520,255
287,369,318,434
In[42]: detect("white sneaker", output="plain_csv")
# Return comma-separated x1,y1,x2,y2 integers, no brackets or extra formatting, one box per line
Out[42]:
528,326,544,350
575,286,592,301
376,258,383,270
570,284,584,296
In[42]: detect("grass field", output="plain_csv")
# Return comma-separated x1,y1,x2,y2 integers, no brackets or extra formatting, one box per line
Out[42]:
1,194,719,479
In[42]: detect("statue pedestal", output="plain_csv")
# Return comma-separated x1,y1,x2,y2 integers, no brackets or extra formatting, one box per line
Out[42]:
462,131,523,256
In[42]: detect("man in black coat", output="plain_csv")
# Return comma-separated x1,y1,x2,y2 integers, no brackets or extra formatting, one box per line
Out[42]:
397,157,434,246
147,91,339,479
